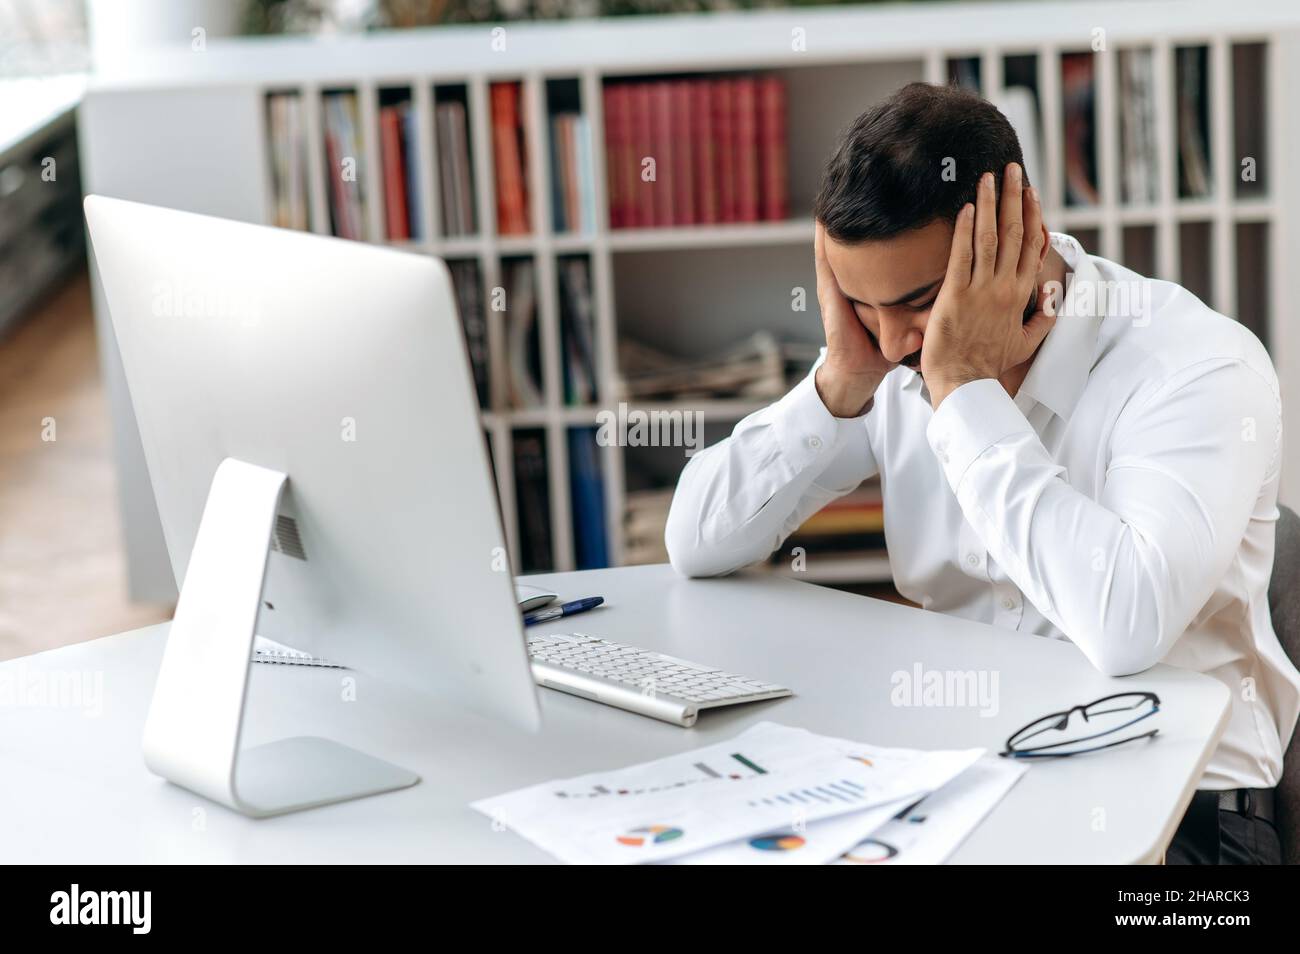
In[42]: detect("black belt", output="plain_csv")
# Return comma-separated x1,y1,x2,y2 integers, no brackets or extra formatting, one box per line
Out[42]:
1215,788,1275,824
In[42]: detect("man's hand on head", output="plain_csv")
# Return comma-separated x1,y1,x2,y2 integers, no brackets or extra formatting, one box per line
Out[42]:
812,221,897,417
921,163,1055,410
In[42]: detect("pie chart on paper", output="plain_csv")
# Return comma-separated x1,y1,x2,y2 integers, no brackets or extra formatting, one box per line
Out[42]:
749,833,807,852
617,825,685,847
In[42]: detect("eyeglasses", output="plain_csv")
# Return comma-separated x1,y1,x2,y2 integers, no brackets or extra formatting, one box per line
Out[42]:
999,691,1161,759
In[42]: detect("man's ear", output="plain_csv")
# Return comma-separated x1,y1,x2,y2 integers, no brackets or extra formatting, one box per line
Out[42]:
1035,221,1051,271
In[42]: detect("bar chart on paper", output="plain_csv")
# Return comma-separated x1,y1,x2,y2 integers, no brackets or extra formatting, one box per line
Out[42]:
551,750,771,800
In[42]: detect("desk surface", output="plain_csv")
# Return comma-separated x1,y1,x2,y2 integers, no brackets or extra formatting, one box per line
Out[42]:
0,565,1229,864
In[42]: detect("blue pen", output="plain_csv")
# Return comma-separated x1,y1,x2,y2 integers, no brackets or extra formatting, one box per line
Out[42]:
523,596,604,626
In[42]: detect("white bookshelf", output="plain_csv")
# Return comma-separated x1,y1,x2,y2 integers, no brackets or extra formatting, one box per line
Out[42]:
79,1,1300,600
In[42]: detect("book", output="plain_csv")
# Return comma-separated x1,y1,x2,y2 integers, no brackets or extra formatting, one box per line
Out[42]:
512,431,553,573
1061,52,1100,207
712,78,736,223
322,91,367,240
550,114,569,232
757,75,787,222
449,259,489,408
379,103,410,239
602,84,625,228
670,80,695,226
1176,46,1212,199
402,103,422,239
650,81,674,226
567,427,609,570
436,99,475,236
504,259,543,408
573,115,597,234
491,82,531,235
1119,48,1158,205
559,256,597,405
691,80,717,224
732,77,759,223
632,82,654,228
266,93,309,231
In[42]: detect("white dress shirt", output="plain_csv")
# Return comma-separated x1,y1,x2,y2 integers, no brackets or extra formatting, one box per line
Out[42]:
666,232,1300,790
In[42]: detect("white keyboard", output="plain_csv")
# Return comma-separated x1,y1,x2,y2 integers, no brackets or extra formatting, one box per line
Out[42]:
527,632,791,727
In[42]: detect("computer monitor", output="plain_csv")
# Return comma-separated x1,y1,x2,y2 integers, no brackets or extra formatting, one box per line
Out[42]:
84,195,541,817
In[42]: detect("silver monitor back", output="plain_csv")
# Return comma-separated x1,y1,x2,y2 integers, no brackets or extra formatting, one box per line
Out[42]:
85,195,541,747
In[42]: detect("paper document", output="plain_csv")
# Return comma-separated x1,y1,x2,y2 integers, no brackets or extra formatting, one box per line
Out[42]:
671,734,984,865
833,756,1027,865
472,722,983,865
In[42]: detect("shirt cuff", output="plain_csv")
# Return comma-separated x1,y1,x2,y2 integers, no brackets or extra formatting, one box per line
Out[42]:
772,366,869,471
926,378,1033,488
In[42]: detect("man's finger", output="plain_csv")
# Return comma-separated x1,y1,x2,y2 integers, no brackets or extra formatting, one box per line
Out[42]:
1022,300,1057,353
945,201,975,290
973,171,999,280
996,163,1024,276
1017,184,1045,285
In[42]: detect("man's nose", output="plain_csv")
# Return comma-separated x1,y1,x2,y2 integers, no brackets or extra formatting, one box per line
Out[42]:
877,318,924,364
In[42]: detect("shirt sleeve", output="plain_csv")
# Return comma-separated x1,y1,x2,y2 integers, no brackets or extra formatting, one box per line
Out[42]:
926,363,1280,676
665,353,878,578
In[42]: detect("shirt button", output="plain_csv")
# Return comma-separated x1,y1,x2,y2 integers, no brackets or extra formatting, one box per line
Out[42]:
808,435,823,450
966,554,980,567
1002,597,1017,610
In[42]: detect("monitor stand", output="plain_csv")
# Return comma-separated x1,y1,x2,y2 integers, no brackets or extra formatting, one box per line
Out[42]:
141,458,419,817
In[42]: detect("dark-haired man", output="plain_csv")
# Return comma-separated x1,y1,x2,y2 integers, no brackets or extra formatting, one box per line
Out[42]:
665,83,1298,864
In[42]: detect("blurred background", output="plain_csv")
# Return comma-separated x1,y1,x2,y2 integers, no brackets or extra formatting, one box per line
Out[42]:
1,0,1294,660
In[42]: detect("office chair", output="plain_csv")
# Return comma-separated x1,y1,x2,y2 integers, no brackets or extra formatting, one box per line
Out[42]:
1268,503,1300,865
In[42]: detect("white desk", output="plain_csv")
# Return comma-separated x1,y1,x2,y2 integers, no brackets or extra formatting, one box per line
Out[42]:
0,565,1228,863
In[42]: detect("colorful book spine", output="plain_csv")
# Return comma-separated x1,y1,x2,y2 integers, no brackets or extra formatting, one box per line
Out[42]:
758,75,788,222
402,103,422,240
691,81,717,225
379,104,410,240
732,77,759,223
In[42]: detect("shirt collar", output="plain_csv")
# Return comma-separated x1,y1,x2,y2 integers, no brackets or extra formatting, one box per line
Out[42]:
1014,232,1105,422
899,232,1105,417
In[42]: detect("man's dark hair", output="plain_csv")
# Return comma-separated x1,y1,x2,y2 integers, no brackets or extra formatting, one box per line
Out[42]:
813,82,1027,244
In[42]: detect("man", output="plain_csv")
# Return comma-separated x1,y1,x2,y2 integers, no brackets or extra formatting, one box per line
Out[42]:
665,83,1299,864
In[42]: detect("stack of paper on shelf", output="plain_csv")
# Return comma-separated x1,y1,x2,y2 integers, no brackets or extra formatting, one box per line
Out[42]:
617,331,817,401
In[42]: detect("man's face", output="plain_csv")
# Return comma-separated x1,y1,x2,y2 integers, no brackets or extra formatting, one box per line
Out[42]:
823,219,956,371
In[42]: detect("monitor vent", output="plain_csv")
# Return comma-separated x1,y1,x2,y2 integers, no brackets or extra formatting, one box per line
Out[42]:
270,514,306,561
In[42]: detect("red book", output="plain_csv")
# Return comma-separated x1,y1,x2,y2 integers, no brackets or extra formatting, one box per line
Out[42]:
691,81,717,225
757,76,788,222
491,82,530,235
650,81,675,226
602,84,624,228
380,105,410,240
712,79,735,223
732,77,759,223
631,83,654,229
670,80,695,226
